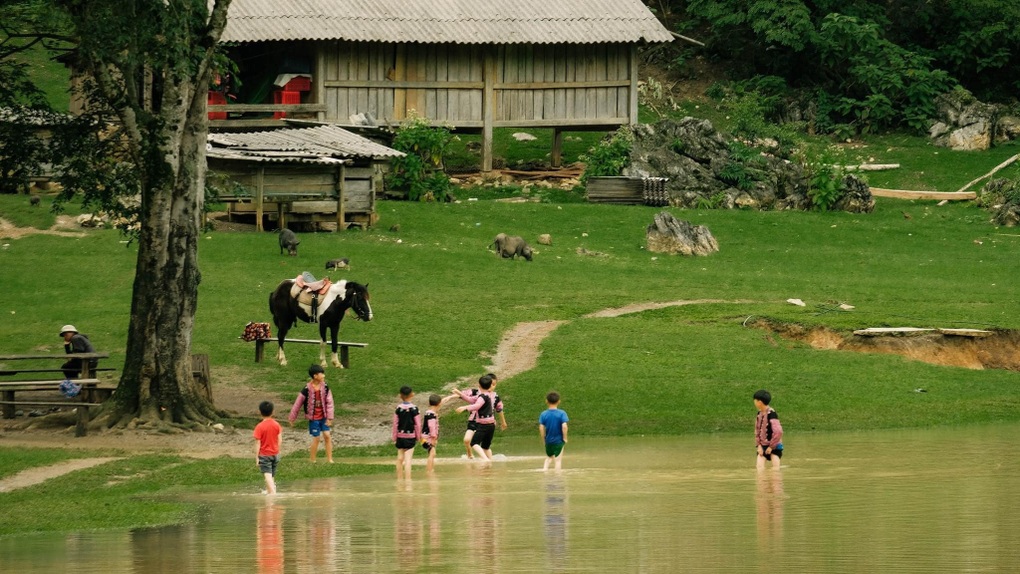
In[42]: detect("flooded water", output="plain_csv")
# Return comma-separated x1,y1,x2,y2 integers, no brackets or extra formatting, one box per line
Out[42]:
3,424,1019,573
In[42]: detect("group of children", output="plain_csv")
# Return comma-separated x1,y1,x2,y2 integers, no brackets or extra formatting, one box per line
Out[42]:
253,364,781,493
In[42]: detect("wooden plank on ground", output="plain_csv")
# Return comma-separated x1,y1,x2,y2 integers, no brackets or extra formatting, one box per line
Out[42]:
853,327,936,336
869,188,976,200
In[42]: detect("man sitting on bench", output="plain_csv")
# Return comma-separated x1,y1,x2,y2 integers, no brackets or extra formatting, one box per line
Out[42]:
60,324,98,379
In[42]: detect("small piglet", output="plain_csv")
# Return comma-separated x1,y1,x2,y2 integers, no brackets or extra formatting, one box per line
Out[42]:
278,228,299,256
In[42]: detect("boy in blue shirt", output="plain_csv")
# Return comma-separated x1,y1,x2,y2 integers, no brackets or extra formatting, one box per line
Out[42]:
539,391,569,471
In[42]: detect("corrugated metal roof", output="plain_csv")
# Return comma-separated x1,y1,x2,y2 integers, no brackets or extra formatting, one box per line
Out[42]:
207,124,405,165
221,0,673,45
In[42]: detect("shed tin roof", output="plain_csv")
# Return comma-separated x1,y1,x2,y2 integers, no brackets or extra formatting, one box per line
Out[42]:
207,124,404,164
221,0,673,45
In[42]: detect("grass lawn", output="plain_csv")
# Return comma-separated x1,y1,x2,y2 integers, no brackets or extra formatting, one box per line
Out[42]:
2,118,1020,536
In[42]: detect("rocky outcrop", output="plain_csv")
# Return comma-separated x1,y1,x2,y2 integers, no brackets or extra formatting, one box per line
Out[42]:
645,211,719,256
625,118,872,213
929,90,1002,151
979,178,1020,227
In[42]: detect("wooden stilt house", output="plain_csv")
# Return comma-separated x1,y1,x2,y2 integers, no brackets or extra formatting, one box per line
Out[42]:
215,0,673,170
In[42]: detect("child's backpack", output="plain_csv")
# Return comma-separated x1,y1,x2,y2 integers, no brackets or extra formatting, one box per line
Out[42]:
477,393,493,419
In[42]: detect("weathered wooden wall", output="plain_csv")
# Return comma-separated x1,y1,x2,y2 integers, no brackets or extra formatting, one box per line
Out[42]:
318,41,634,129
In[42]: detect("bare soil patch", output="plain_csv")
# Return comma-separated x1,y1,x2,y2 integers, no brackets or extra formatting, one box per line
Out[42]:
0,215,85,240
753,319,1020,371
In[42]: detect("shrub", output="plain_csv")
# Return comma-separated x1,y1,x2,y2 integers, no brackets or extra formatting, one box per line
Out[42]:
579,127,634,185
386,115,455,202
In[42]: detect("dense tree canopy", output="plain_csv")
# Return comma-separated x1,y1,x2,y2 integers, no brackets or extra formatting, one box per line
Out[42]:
656,0,1019,132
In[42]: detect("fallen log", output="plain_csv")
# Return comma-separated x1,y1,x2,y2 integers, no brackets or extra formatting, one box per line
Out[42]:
955,153,1020,193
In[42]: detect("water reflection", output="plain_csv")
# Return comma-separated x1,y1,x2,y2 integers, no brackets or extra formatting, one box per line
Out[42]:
755,469,784,555
256,500,284,574
3,424,1020,572
543,476,568,573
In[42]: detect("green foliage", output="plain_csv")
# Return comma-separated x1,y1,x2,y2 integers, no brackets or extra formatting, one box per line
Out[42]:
817,14,955,134
800,144,848,211
579,127,634,185
386,115,455,202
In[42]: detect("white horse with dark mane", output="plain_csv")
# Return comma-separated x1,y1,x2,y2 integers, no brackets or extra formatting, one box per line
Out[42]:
268,278,372,367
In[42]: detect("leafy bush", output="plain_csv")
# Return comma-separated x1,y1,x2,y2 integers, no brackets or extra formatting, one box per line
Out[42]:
579,127,634,185
386,116,455,202
817,14,954,134
801,145,848,211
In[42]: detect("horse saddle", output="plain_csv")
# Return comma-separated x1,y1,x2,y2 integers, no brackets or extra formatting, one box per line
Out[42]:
291,274,333,314
294,273,330,294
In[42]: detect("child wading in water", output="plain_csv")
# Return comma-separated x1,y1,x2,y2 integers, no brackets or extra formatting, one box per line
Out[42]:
392,385,421,478
421,393,456,473
754,389,784,470
288,364,335,463
253,401,283,494
455,375,504,461
539,391,569,471
456,373,499,459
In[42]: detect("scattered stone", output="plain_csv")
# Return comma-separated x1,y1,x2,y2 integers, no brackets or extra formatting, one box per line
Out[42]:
787,299,806,307
645,211,719,256
537,234,552,246
76,213,107,228
576,247,609,257
389,224,401,232
512,132,538,142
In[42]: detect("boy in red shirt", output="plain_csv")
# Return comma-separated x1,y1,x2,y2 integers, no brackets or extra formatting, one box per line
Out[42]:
253,400,283,494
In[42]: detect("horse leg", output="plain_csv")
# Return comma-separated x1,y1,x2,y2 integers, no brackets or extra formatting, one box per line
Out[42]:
318,323,329,367
277,327,288,366
322,324,342,369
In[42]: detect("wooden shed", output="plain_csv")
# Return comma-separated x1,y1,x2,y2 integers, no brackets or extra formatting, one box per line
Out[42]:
206,124,404,230
215,0,673,170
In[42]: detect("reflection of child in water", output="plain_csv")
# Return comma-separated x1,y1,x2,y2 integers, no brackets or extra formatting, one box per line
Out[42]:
754,389,783,470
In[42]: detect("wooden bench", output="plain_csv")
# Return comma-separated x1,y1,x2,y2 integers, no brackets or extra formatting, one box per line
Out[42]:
243,337,367,368
0,352,110,380
0,379,113,416
0,399,101,437
0,367,116,376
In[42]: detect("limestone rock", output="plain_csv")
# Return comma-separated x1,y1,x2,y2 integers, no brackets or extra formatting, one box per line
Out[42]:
996,115,1020,143
931,90,1001,151
537,233,552,245
645,211,719,256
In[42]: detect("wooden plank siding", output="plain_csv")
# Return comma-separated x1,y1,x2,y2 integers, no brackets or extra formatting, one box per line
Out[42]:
320,41,634,127
317,41,635,170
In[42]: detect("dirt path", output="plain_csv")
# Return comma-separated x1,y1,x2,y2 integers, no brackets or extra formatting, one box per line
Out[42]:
0,216,86,240
0,457,121,492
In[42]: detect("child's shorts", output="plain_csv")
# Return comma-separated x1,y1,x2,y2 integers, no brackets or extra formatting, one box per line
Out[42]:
470,423,496,449
395,437,417,450
421,440,434,452
308,419,330,437
465,420,478,432
258,454,279,475
758,445,783,460
545,442,565,457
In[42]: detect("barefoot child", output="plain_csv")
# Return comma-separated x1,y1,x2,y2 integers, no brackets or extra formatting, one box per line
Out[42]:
456,376,503,461
539,392,569,471
455,373,497,459
754,389,784,470
288,364,335,463
393,386,421,478
253,401,283,494
421,393,455,473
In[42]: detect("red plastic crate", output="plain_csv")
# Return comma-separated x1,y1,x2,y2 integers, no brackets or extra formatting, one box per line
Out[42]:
283,76,311,92
272,90,301,119
207,91,227,120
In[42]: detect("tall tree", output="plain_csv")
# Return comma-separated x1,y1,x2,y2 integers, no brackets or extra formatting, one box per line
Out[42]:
50,0,233,428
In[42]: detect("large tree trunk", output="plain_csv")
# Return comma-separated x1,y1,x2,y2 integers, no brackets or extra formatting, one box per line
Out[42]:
74,0,234,430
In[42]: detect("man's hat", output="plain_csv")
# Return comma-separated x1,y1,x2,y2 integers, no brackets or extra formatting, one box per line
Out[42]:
59,325,78,336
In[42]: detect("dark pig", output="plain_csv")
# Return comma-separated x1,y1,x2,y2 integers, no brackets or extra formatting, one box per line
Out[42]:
278,228,299,256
